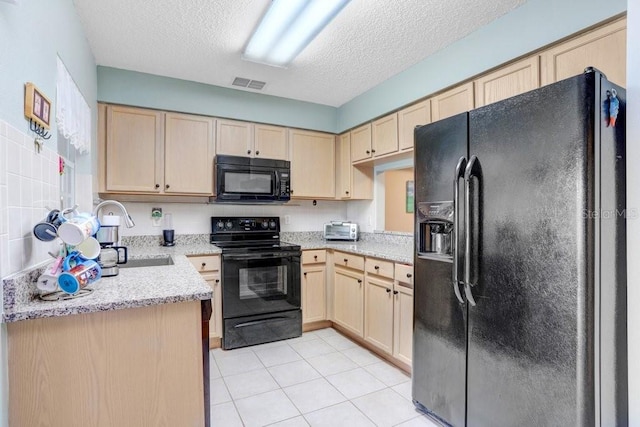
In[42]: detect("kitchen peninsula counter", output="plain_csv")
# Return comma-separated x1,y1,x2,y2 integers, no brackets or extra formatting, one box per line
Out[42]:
3,242,221,427
2,243,220,323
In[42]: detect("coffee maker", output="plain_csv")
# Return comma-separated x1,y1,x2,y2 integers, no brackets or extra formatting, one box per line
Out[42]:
94,201,135,277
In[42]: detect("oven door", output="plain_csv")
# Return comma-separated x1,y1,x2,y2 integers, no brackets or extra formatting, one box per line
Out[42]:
221,251,301,319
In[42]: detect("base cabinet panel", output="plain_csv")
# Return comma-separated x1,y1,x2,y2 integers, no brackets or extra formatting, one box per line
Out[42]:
393,284,414,365
303,265,326,324
364,276,394,354
333,266,364,337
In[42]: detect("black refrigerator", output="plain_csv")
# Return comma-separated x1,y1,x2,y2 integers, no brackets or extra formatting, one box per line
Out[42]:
412,69,627,426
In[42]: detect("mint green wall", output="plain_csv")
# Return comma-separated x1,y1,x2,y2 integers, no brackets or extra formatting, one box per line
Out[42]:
0,2,96,427
97,67,338,133
337,0,627,132
0,0,97,144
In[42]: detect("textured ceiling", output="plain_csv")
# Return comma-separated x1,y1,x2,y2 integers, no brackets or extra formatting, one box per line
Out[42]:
73,0,527,107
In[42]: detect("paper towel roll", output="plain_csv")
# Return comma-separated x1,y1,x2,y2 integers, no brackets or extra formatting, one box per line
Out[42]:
101,214,121,226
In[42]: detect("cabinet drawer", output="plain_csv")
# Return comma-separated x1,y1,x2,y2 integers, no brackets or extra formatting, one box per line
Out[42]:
334,251,365,271
365,258,394,279
302,250,326,265
395,263,413,287
187,255,220,272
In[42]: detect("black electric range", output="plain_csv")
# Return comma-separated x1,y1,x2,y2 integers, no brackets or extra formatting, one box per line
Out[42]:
210,217,302,349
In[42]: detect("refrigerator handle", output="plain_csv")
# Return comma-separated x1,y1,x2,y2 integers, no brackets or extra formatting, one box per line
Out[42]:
452,156,467,304
464,155,480,306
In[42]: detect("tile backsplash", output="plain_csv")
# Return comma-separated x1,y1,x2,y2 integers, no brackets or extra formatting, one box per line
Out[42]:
0,120,61,280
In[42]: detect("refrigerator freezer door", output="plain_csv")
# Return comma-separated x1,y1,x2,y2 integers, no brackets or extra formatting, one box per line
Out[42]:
465,73,598,426
413,114,468,427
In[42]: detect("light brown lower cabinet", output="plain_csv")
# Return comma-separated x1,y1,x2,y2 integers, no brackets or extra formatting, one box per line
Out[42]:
188,254,222,346
302,250,327,324
333,264,365,337
393,264,414,365
8,301,206,426
364,275,395,354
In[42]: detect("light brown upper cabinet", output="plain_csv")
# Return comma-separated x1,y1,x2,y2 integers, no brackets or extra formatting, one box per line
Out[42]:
474,56,540,107
289,129,335,199
540,18,626,87
336,132,373,200
398,99,431,151
217,120,289,160
164,113,215,194
105,105,164,193
371,113,399,157
430,82,474,122
254,124,289,160
350,123,372,163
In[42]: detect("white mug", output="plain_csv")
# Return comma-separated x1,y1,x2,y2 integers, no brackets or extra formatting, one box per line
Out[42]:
75,236,101,260
57,213,100,245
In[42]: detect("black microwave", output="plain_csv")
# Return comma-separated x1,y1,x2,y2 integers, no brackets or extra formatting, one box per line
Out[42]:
214,155,291,202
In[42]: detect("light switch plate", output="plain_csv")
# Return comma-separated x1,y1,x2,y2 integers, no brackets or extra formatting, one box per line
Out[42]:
151,207,162,227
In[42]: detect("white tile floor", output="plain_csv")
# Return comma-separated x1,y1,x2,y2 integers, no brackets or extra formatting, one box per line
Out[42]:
210,328,439,427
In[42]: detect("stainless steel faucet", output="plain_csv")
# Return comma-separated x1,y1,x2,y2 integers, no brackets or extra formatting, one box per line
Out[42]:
93,200,135,228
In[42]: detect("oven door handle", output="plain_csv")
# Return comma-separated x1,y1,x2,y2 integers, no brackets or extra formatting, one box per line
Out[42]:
222,252,301,261
233,316,291,328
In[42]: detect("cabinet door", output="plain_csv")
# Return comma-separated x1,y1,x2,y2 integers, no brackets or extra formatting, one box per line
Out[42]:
364,276,394,354
474,56,540,107
164,113,214,194
336,132,351,199
289,129,335,198
350,123,372,162
203,273,222,339
540,18,626,86
302,265,326,324
372,113,398,157
393,283,413,365
254,124,288,160
106,106,163,192
333,267,364,337
430,82,474,122
216,119,253,157
398,100,430,151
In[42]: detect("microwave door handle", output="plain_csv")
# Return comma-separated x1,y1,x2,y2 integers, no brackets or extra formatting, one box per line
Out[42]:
274,171,280,196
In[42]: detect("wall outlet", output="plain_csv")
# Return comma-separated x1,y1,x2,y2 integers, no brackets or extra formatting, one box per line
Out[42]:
151,207,163,227
284,215,291,225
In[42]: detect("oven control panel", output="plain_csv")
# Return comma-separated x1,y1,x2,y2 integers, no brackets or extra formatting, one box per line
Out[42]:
211,217,280,233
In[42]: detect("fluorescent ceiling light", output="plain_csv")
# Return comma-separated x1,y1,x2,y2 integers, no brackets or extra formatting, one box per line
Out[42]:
243,0,350,67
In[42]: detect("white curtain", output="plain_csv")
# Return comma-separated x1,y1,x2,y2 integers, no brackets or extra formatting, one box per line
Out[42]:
56,57,91,154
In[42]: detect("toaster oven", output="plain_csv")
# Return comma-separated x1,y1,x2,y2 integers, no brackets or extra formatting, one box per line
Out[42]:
324,221,359,241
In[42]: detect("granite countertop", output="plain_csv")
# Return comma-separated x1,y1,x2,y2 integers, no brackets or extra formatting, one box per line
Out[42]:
2,244,220,323
3,233,411,323
285,238,414,265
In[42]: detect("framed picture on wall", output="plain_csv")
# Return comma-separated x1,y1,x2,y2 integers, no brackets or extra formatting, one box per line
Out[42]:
24,82,52,129
406,180,414,213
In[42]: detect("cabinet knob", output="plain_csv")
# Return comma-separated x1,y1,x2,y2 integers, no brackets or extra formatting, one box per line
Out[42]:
343,258,348,263
386,288,391,293
366,150,370,154
374,265,379,270
407,273,412,278
155,184,160,189
165,184,170,189
201,262,206,268
393,290,399,295
371,149,376,153
247,150,251,154
357,279,362,284
314,255,318,260
304,272,307,277
255,150,260,155
290,189,294,194
215,279,220,284
345,191,349,195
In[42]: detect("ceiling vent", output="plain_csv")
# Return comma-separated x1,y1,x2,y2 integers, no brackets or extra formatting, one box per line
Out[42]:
232,77,266,90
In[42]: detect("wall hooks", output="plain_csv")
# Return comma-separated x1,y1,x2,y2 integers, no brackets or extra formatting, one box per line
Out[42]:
30,118,51,139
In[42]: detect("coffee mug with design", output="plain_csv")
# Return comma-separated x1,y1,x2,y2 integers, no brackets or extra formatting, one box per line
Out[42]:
58,259,102,294
58,213,100,246
33,209,64,242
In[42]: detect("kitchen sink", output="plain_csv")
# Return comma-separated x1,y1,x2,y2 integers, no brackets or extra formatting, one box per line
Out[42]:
120,256,174,268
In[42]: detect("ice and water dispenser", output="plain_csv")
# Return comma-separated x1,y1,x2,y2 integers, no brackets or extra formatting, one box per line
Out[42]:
417,201,454,259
